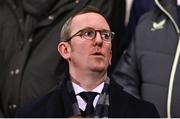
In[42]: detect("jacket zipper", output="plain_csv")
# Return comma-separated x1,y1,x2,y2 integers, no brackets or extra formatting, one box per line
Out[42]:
155,0,180,118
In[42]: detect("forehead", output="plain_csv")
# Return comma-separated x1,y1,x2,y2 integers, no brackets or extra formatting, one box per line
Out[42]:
71,12,110,31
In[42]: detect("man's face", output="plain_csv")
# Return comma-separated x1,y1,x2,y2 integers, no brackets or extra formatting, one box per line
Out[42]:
67,12,112,73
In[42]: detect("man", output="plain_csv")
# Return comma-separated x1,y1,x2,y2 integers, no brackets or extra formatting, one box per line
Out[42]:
16,6,159,118
112,0,180,117
0,0,125,117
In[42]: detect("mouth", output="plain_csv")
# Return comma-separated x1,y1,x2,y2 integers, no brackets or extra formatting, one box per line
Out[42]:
91,52,104,57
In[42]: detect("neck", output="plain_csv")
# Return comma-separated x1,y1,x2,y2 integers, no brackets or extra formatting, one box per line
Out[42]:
69,69,107,91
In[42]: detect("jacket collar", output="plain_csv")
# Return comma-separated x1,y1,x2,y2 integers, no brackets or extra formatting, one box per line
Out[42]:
155,0,180,33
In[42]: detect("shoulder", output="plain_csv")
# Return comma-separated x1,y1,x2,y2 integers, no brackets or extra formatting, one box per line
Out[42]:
135,6,166,33
15,86,63,117
109,79,159,117
127,96,159,117
135,10,157,32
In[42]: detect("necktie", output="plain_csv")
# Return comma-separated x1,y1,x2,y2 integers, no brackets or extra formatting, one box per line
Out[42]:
79,92,98,116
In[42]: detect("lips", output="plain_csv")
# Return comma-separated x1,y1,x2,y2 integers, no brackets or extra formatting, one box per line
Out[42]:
91,47,105,57
91,52,104,57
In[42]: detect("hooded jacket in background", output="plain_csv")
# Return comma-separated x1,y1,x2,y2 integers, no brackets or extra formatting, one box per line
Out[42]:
112,0,180,117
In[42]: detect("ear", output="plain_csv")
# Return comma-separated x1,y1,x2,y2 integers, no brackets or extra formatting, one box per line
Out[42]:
57,42,71,60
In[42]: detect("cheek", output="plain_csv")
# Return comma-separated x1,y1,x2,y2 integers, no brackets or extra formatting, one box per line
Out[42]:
78,45,88,53
105,46,112,62
105,45,112,55
71,43,89,56
107,50,112,60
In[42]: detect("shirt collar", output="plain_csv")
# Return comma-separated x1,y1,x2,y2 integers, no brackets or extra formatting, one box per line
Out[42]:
72,82,104,95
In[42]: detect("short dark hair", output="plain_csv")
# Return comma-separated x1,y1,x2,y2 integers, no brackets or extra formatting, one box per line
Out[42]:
60,5,104,42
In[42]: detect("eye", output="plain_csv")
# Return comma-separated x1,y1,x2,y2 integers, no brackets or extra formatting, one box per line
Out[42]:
82,29,95,39
101,31,111,40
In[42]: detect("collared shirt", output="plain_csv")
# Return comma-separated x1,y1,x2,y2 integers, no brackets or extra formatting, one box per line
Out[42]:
178,0,180,6
72,82,104,111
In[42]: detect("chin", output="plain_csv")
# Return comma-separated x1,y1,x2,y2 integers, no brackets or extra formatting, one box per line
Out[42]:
88,61,109,71
90,66,107,72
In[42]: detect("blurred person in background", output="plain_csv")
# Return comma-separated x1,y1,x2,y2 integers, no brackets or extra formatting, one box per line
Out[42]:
112,0,180,117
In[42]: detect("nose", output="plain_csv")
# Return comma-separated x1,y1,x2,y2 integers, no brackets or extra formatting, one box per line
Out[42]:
93,32,103,46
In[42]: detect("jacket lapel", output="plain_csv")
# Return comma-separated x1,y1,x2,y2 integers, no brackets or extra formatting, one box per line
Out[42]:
108,80,129,117
56,80,75,117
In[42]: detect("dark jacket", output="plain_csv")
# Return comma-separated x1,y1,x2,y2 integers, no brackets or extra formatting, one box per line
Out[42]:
112,0,180,117
15,78,159,118
0,0,125,117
